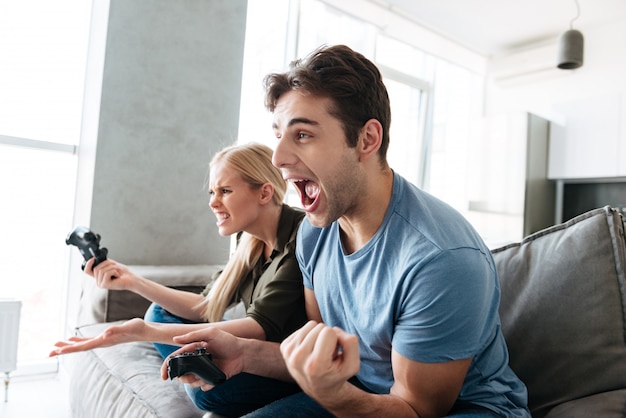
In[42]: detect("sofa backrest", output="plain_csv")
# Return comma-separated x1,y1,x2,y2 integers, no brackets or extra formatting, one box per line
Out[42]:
492,206,626,417
76,264,222,326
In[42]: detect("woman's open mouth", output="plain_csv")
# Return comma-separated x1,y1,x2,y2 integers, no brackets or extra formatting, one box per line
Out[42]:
214,211,230,226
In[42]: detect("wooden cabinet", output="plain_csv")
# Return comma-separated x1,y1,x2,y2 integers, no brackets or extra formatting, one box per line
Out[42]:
549,93,625,179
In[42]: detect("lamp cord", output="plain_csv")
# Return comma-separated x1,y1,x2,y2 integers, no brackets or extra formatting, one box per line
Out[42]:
570,0,581,29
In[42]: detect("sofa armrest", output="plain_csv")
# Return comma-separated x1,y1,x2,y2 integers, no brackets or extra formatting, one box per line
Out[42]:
76,265,223,326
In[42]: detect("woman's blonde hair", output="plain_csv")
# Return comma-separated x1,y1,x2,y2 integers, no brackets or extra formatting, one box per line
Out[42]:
199,142,286,322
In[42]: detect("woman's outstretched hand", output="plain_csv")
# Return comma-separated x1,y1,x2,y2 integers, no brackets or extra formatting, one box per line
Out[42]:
49,318,146,357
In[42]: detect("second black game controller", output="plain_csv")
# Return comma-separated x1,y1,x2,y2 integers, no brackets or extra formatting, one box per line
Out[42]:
167,347,226,385
66,226,108,271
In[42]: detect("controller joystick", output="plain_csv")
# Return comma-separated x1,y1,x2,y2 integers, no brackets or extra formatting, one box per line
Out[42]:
167,347,226,385
66,226,108,271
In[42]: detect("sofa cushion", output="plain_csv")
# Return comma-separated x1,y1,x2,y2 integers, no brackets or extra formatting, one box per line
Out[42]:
544,388,626,418
76,265,222,326
66,322,204,418
492,206,626,417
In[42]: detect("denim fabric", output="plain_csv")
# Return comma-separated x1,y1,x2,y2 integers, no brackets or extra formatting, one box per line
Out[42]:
241,391,333,418
241,393,501,418
144,303,301,416
186,372,301,417
239,376,371,417
447,404,502,417
446,411,500,417
143,302,196,359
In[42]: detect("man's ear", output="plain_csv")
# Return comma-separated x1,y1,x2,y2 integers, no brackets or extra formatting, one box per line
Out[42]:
259,183,274,204
358,119,383,162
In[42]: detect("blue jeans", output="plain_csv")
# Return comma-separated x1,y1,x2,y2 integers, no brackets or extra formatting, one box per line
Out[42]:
241,395,502,418
144,303,302,417
241,391,333,418
144,302,196,358
240,379,504,418
186,372,302,417
447,406,502,417
240,376,369,417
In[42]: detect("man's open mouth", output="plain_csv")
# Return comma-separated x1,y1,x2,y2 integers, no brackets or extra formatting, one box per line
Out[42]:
291,179,319,209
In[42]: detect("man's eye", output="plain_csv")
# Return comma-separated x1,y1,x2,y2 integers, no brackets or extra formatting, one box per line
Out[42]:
297,132,309,139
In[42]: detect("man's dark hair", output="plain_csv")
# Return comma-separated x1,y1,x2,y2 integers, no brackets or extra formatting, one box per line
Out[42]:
263,45,391,162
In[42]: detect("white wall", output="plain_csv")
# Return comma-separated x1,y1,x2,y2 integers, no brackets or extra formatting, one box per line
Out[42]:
67,0,248,333
485,19,626,123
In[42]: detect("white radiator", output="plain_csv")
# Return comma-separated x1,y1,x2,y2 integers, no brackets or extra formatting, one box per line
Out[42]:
1,299,21,402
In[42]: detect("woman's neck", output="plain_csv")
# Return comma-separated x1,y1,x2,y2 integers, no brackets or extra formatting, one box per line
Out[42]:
249,203,282,259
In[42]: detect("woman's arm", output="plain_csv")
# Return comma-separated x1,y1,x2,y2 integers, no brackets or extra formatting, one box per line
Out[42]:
85,258,207,321
50,316,266,357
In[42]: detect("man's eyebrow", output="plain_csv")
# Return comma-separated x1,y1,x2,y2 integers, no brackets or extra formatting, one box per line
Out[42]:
273,117,319,129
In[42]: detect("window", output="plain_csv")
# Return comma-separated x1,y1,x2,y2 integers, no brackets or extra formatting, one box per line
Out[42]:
238,0,486,235
297,1,431,188
294,0,486,224
0,0,91,373
239,0,430,194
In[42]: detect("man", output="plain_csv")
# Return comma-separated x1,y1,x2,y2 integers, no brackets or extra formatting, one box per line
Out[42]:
165,44,530,417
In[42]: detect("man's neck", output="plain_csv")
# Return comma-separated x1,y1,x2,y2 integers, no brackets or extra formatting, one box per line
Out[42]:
338,169,394,254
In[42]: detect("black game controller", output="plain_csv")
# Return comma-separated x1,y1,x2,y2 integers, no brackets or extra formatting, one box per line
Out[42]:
167,347,226,385
66,226,108,271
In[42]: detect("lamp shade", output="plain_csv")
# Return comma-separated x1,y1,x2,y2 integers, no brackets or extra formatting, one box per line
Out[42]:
557,29,584,69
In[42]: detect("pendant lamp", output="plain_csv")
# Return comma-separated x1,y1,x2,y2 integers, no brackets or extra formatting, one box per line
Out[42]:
557,0,584,69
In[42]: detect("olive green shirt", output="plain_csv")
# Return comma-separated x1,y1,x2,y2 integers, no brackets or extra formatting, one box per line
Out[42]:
204,204,307,342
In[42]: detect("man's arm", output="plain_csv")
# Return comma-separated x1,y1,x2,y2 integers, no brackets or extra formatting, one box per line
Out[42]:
160,327,293,386
161,286,322,388
304,288,323,322
281,322,472,418
160,287,326,388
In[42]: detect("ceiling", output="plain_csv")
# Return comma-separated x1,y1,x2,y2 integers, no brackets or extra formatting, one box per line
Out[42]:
379,0,626,56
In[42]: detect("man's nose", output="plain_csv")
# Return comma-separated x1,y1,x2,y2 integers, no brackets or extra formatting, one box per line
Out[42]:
272,138,294,169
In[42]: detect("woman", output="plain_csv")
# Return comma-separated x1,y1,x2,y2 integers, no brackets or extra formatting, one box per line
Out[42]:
52,142,306,416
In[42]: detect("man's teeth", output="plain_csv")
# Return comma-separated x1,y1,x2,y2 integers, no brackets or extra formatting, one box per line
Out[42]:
291,179,311,198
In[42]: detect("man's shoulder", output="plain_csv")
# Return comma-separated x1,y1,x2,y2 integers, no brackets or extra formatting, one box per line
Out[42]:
296,217,336,258
389,175,486,251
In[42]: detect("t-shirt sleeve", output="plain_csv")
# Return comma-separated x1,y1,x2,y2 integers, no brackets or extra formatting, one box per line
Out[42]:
296,219,318,291
393,247,499,363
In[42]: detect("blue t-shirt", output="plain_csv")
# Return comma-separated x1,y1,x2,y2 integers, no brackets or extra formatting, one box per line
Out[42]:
297,172,529,416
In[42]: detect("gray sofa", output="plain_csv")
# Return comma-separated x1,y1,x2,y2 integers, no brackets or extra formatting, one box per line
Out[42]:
493,205,626,417
65,265,221,418
65,206,626,417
